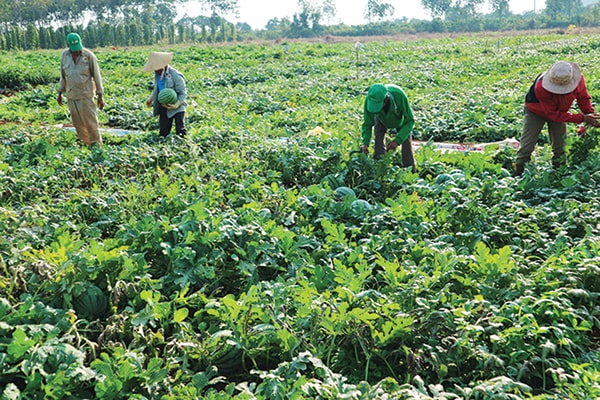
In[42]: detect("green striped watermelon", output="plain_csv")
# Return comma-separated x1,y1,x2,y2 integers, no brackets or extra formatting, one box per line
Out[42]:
351,199,373,214
323,173,344,190
73,284,109,320
334,186,356,200
158,88,178,105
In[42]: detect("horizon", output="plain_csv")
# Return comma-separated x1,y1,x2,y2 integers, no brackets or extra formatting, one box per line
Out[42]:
178,0,548,30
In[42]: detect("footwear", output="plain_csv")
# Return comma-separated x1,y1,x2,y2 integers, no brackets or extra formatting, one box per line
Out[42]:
514,163,524,177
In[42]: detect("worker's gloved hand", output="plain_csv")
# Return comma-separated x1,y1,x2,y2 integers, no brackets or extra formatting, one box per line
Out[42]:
360,144,369,155
163,100,181,110
386,140,398,151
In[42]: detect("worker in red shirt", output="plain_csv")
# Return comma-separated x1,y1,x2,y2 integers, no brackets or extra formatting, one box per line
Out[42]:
514,61,600,176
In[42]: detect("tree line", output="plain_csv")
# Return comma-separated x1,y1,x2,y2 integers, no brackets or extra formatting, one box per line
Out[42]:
0,0,597,51
0,17,238,51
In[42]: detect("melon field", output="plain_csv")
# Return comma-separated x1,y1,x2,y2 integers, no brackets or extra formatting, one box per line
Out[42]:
3,32,600,399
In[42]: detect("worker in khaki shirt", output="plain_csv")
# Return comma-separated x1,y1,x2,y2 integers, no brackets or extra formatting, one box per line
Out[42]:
57,32,105,146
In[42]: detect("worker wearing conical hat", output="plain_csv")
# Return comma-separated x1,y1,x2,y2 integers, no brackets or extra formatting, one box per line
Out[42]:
144,52,187,138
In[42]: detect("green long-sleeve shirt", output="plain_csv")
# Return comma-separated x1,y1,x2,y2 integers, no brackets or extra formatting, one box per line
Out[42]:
361,84,414,145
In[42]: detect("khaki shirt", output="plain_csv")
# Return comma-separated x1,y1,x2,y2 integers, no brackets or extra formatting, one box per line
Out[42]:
58,48,103,101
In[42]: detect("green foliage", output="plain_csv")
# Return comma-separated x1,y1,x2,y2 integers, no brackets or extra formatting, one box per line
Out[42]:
2,35,600,399
0,51,58,89
568,128,600,165
0,297,98,398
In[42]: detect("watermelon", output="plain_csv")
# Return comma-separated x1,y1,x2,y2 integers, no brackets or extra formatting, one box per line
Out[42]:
73,284,109,320
323,173,344,190
211,342,244,374
351,199,373,214
258,208,272,219
334,186,356,200
157,88,178,105
435,173,453,184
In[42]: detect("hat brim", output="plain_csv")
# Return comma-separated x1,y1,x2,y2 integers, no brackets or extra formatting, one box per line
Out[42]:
541,62,581,94
367,100,384,113
68,43,82,52
143,52,174,72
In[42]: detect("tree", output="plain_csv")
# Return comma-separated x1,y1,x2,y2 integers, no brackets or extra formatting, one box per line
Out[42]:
489,0,510,29
490,0,509,16
177,22,185,43
142,23,153,45
585,2,600,25
6,26,22,50
290,0,336,35
114,24,126,46
421,0,453,18
200,24,207,42
235,22,251,33
264,17,292,38
25,23,39,49
84,25,98,48
2,0,83,28
97,21,113,47
209,13,219,42
436,0,484,22
265,17,284,31
290,11,312,36
545,0,583,19
167,23,176,44
365,0,395,23
39,26,52,49
289,0,322,36
201,0,238,15
321,0,337,24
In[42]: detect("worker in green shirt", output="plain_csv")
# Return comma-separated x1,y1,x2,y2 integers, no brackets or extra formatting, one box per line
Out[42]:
360,83,416,171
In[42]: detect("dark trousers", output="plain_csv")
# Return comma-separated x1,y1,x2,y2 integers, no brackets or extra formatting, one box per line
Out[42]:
159,108,186,137
374,118,415,168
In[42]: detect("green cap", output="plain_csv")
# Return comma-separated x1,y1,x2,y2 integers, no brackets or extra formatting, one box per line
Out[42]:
66,33,82,52
366,84,387,113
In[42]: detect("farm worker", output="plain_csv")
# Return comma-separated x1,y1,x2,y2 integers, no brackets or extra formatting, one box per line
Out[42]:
514,60,600,176
144,52,187,137
360,83,416,171
57,32,105,147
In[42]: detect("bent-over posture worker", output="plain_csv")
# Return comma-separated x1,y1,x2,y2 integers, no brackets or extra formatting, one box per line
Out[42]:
515,60,600,176
360,83,416,171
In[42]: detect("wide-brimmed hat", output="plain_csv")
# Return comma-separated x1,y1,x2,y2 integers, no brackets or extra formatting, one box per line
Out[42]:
66,33,82,52
143,52,173,72
542,61,581,94
366,84,387,113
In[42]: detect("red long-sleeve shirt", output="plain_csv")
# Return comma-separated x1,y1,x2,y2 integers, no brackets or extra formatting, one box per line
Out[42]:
525,74,594,124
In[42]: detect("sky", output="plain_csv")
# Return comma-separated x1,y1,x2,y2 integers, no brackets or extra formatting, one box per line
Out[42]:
181,0,545,30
